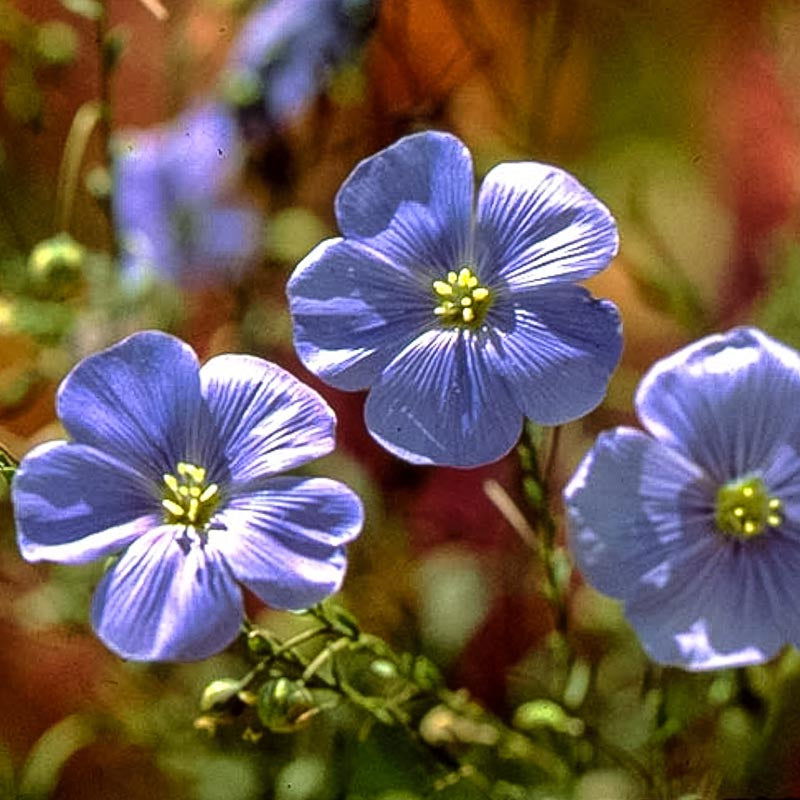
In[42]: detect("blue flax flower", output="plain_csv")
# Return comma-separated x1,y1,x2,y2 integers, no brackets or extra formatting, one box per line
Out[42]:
114,102,263,286
287,131,622,467
223,0,380,140
12,331,363,661
565,327,800,670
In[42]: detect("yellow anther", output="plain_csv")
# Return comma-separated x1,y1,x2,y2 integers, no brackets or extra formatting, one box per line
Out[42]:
199,484,219,503
431,266,492,328
161,462,220,527
715,475,783,539
162,498,185,517
433,281,453,296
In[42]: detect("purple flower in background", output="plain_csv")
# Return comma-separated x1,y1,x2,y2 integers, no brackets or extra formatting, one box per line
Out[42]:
12,331,363,661
222,0,380,141
287,131,621,467
565,327,800,670
113,102,263,287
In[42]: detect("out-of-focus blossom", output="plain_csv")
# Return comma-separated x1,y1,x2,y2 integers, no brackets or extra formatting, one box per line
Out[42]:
222,0,380,141
12,331,363,661
287,131,621,467
566,327,800,670
113,103,263,287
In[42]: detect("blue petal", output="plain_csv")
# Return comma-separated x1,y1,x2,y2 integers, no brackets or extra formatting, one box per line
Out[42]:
335,131,474,273
13,441,159,564
57,331,207,476
186,206,264,284
162,103,242,203
114,133,181,281
363,328,523,466
91,527,243,661
636,327,800,483
200,354,336,487
487,284,621,425
287,238,430,390
565,427,717,600
475,162,618,287
212,476,363,609
625,542,786,670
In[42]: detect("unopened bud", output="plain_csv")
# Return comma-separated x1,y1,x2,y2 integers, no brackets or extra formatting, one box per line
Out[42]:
28,233,85,298
200,678,242,713
257,677,317,733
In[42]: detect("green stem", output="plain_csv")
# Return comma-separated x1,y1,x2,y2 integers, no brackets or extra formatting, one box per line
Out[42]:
54,101,101,233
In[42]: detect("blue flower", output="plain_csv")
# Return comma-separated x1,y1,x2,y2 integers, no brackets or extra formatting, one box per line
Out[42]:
286,131,622,467
12,331,363,661
222,0,380,140
565,327,800,670
113,102,263,286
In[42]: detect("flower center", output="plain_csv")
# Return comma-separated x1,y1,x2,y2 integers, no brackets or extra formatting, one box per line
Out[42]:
714,475,782,539
432,267,492,328
161,462,220,527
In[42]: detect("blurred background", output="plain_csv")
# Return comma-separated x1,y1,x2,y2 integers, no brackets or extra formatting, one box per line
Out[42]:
2,0,800,797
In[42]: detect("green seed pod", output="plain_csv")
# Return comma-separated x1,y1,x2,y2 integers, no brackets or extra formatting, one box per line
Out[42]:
257,677,317,733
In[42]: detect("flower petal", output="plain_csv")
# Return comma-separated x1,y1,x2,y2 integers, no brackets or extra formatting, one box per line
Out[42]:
287,238,430,390
13,441,160,564
488,284,621,425
212,476,363,609
363,328,523,467
200,354,336,486
565,427,716,600
57,331,206,476
636,327,800,483
91,527,243,661
475,162,618,287
335,131,474,272
625,542,786,670
114,133,181,281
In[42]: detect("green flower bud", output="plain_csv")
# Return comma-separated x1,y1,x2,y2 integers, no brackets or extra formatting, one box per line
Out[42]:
28,234,85,298
513,699,584,737
200,678,243,713
257,678,317,733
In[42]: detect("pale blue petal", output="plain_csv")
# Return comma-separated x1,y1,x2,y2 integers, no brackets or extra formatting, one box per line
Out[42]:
487,284,621,425
57,331,207,476
475,162,618,287
335,131,474,272
200,354,336,487
163,103,242,202
565,427,717,599
287,238,430,390
212,477,363,609
114,133,181,280
91,527,243,661
625,542,785,670
364,328,522,467
636,327,800,483
13,441,159,564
